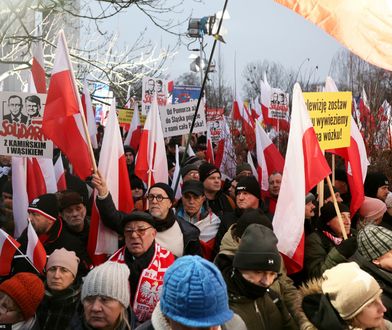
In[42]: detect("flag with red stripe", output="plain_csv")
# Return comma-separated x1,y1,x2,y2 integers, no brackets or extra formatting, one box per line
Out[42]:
26,221,47,274
0,229,20,276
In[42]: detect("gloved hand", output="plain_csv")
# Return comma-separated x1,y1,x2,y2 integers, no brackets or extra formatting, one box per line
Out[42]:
336,236,357,259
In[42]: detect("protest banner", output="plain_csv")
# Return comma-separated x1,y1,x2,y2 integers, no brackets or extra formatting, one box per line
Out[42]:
172,85,201,104
142,77,168,115
206,107,224,143
0,92,53,158
303,91,352,150
118,108,132,126
269,88,289,120
160,99,207,137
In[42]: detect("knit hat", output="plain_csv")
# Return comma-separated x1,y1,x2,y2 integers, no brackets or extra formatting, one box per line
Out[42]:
28,193,59,221
149,182,174,202
81,261,130,308
322,262,382,320
359,197,387,222
59,190,84,211
235,209,273,239
306,193,315,204
364,172,389,198
235,176,261,199
236,163,252,176
199,162,220,182
182,180,204,196
46,248,80,278
180,163,199,177
233,223,281,273
357,224,392,261
319,202,350,225
160,255,233,327
0,272,44,320
121,210,156,229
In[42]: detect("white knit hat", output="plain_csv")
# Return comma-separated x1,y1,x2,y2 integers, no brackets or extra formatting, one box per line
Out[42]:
81,261,130,308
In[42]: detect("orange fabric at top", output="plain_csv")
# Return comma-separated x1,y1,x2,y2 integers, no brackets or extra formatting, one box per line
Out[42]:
275,0,392,71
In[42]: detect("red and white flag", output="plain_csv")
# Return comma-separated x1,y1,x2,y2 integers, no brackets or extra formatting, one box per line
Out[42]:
88,99,133,265
12,158,29,238
26,158,57,201
247,151,258,178
273,83,331,274
325,77,369,215
135,96,168,186
31,40,46,93
81,79,98,149
54,154,67,191
255,121,285,191
26,221,47,274
42,30,93,180
206,127,215,164
171,145,182,200
124,102,142,152
0,229,21,276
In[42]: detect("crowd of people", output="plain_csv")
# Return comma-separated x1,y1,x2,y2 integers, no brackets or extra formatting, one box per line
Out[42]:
1,137,392,330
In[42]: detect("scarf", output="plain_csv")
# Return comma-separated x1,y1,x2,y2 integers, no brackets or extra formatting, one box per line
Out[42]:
230,268,268,300
322,230,343,246
154,210,176,232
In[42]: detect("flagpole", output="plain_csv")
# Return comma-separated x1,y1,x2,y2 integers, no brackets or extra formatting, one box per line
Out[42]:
58,30,97,174
326,176,348,240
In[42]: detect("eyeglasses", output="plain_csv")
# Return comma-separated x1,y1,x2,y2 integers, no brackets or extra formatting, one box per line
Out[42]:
124,226,152,236
147,194,170,202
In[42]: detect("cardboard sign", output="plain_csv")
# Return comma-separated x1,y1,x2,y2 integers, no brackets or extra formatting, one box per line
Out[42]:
0,92,53,158
303,91,352,150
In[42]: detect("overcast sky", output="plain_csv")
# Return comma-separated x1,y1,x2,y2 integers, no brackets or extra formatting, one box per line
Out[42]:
107,1,343,95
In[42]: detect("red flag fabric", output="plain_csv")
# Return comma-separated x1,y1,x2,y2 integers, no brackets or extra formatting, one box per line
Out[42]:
42,30,93,180
54,155,67,191
325,77,369,215
134,97,168,186
206,126,215,164
88,99,133,265
26,158,57,203
81,79,98,149
0,229,21,276
255,122,285,191
124,102,142,152
26,221,47,274
31,40,46,94
273,83,331,274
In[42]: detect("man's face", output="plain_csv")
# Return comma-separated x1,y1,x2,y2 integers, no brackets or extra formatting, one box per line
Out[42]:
305,201,315,219
183,170,199,182
124,220,156,257
182,192,205,217
147,79,155,92
203,173,221,194
8,97,22,117
25,100,40,117
61,203,86,232
132,186,144,199
377,185,389,202
325,192,343,203
268,173,282,198
327,211,351,237
148,187,172,220
125,152,134,165
236,191,259,209
240,270,277,288
29,212,53,235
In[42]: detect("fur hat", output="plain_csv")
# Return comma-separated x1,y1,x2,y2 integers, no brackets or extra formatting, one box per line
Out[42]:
322,262,381,320
235,176,261,199
359,196,387,222
149,182,174,202
81,261,130,308
357,224,392,261
0,272,44,320
198,162,220,182
28,193,59,221
233,223,281,273
46,248,80,278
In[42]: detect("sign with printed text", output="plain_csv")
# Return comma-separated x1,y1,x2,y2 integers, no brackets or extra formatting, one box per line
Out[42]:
206,107,224,143
142,77,168,115
0,91,53,158
303,91,352,150
269,88,289,120
160,99,207,137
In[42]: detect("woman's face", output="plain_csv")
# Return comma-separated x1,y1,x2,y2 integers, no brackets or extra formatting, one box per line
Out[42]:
0,292,23,324
83,296,124,329
46,266,75,291
353,296,386,329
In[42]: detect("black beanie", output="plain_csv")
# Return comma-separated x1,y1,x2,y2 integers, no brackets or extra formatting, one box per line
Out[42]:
236,176,261,199
198,162,220,182
180,163,199,177
364,172,389,198
235,209,272,239
233,223,281,273
28,193,59,221
149,183,175,202
319,201,350,225
236,163,252,176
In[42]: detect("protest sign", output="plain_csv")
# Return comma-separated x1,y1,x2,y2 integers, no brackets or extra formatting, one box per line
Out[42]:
160,99,207,137
206,107,224,143
0,92,53,158
269,88,289,120
142,77,168,115
303,91,352,150
172,85,201,104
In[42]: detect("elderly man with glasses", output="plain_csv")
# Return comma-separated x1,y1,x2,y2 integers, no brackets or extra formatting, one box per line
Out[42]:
92,173,201,258
108,210,174,325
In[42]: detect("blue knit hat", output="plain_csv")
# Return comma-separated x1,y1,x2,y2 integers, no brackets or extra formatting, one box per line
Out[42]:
160,255,233,327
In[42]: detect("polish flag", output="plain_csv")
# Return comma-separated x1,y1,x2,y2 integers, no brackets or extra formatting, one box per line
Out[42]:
273,83,331,274
206,127,215,164
325,77,369,215
247,151,258,178
31,40,46,93
12,158,29,238
81,79,98,149
88,99,133,264
54,154,67,191
26,221,47,274
171,145,182,200
255,121,285,191
0,229,21,276
26,158,57,202
358,88,375,137
124,102,142,152
42,30,93,180
134,96,168,186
